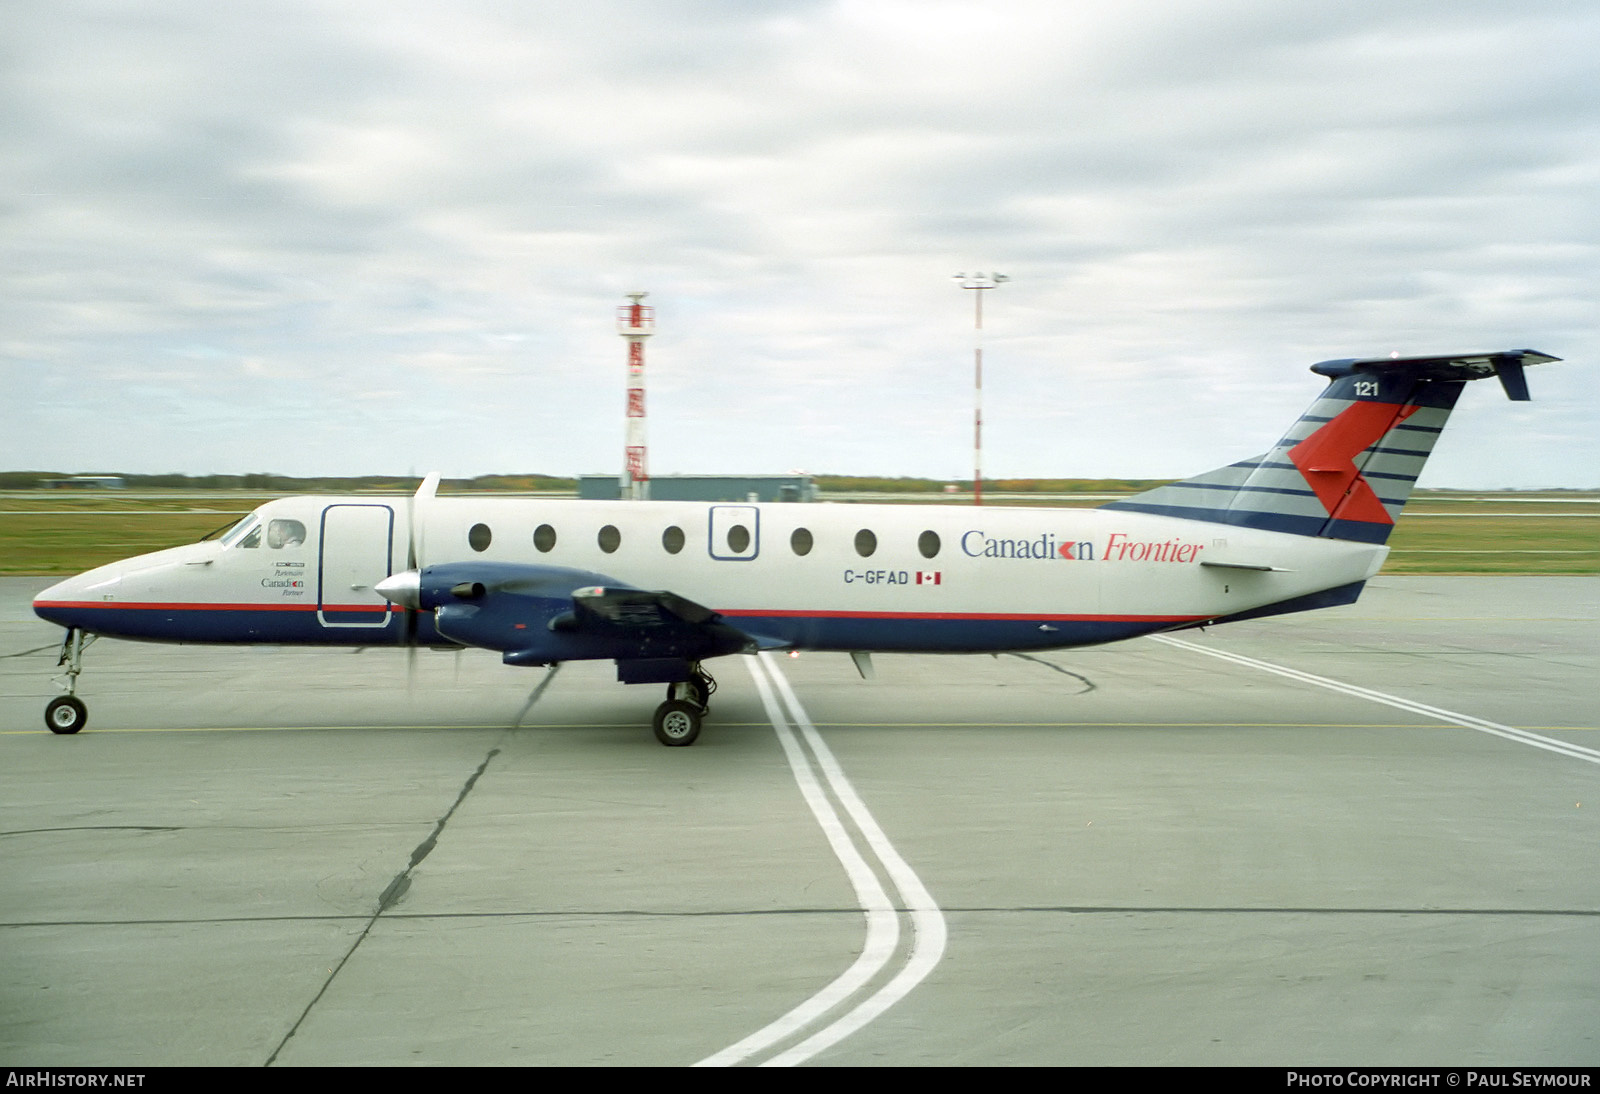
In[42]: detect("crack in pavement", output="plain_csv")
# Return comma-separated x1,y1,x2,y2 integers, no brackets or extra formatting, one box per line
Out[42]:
264,745,501,1067
1006,652,1097,693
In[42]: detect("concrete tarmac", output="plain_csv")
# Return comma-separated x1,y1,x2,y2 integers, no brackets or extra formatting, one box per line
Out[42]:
1,576,1596,1066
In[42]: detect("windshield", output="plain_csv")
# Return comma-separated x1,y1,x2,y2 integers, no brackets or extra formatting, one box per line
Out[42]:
218,512,263,547
198,514,252,544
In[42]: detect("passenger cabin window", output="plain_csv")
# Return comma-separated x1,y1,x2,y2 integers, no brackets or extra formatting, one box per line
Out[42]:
662,525,685,554
790,527,813,556
727,524,751,554
598,525,621,553
918,530,940,559
534,524,557,552
469,523,492,552
854,529,877,558
268,519,306,549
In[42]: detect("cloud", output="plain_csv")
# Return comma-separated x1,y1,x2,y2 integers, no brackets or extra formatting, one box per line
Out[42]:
2,0,1595,485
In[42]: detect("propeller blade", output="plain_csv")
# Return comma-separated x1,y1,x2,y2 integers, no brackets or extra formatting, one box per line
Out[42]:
402,472,440,690
408,471,440,572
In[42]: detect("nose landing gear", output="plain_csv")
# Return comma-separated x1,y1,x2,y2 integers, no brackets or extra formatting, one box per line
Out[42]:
45,629,95,735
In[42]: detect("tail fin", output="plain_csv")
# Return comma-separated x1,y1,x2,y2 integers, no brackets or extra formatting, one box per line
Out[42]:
1102,350,1560,544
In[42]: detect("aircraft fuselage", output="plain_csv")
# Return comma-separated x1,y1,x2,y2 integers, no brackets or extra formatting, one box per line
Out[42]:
34,495,1386,654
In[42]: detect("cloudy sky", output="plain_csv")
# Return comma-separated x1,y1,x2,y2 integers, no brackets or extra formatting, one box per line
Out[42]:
3,0,1595,487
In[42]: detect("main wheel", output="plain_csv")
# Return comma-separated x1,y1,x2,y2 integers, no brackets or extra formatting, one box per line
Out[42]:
652,700,702,747
45,696,87,735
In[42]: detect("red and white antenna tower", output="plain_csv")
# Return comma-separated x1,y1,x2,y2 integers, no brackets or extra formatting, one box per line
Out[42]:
617,291,654,500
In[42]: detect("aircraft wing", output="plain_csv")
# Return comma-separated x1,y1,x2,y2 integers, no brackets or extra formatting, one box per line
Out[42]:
380,561,788,670
569,585,722,628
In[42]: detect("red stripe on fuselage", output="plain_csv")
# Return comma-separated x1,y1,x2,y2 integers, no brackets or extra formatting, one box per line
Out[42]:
33,600,385,613
719,609,1206,623
38,602,1202,625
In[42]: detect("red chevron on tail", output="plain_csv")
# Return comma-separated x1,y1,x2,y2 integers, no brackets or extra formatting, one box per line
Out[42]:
1288,401,1420,525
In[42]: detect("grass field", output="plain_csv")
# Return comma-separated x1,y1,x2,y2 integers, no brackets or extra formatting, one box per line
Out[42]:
1373,497,1600,574
1,491,1596,576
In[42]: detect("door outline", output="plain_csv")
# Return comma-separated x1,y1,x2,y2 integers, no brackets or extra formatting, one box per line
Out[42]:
707,505,760,561
317,504,395,627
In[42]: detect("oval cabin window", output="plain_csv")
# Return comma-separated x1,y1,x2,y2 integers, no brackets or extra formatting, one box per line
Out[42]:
727,524,751,554
854,529,876,558
468,523,492,552
598,525,621,553
662,525,685,554
790,527,813,556
533,524,557,552
918,530,940,559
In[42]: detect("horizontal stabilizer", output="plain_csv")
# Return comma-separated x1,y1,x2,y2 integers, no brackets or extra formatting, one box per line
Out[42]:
1199,560,1293,573
1310,349,1559,401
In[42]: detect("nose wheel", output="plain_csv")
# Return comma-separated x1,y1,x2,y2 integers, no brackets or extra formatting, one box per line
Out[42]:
46,695,87,735
44,629,94,735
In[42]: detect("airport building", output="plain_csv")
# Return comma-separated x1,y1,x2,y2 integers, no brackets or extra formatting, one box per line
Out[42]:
578,474,816,503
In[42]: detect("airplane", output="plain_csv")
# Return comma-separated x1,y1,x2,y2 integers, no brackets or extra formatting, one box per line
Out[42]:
31,349,1561,746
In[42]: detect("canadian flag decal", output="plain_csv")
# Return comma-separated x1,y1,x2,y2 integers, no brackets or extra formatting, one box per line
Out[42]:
916,571,941,585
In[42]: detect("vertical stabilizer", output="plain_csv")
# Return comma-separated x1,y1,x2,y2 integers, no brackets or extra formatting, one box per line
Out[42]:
1102,350,1559,544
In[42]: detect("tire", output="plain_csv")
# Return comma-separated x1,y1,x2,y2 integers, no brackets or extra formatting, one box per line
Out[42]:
652,700,702,747
45,696,87,735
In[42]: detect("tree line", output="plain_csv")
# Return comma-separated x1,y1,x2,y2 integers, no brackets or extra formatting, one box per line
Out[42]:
1,470,1168,494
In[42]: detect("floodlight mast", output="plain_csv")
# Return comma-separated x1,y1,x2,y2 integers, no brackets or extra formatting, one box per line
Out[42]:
953,272,1007,505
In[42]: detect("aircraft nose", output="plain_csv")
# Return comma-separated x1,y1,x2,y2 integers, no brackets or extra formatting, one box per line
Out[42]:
32,573,110,628
375,570,422,610
32,578,69,625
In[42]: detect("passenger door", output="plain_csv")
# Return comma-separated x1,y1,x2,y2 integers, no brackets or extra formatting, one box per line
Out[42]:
317,504,395,627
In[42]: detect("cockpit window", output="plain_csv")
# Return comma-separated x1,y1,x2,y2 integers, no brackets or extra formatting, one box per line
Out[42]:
201,515,247,543
267,519,306,549
236,524,262,549
218,515,259,546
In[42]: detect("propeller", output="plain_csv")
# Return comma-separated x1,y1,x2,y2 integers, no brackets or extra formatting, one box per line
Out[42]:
395,472,439,689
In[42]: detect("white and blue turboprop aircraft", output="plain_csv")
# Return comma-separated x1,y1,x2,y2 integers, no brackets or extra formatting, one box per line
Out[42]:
33,350,1560,745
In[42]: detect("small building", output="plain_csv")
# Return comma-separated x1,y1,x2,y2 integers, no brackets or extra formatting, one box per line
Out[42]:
42,475,126,490
578,474,816,503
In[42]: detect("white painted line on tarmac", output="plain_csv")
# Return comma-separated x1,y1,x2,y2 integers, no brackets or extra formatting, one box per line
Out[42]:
695,653,947,1067
1151,634,1600,766
695,654,899,1067
758,653,947,1067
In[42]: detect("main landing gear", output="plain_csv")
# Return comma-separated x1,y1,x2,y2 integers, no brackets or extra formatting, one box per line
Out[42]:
45,628,94,735
651,665,716,747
